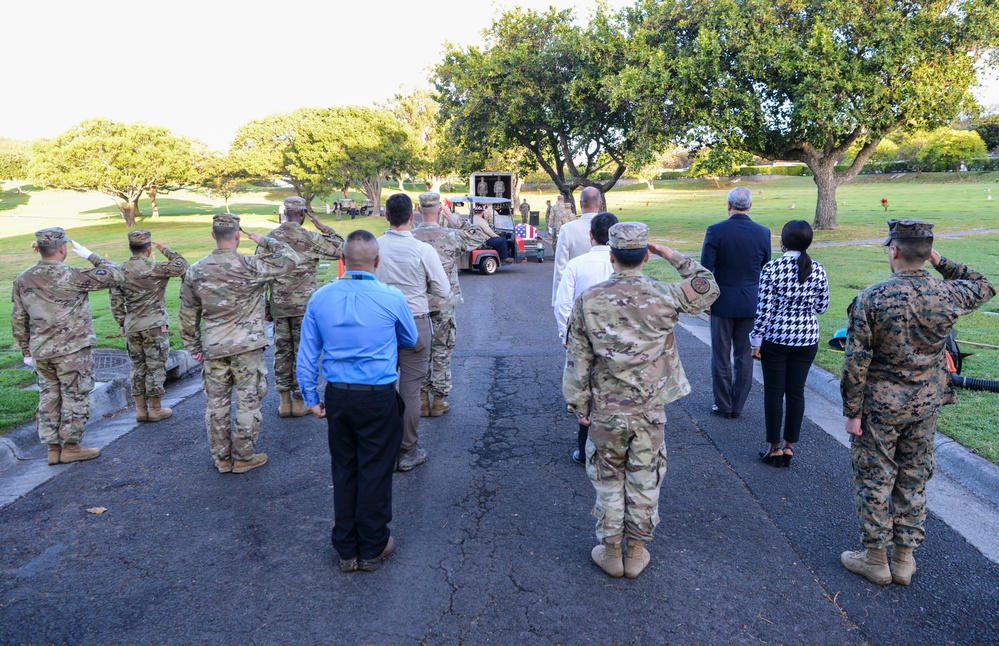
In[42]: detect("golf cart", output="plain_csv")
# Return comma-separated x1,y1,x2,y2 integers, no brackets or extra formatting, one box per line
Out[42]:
454,195,522,275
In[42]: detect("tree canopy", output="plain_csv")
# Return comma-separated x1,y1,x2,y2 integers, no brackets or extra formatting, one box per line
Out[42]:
918,128,988,172
974,114,999,152
31,119,196,227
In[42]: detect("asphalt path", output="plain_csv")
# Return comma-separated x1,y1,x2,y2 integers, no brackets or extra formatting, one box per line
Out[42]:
1,258,997,644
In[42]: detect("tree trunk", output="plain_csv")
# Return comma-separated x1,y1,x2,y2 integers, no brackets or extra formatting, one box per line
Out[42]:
398,177,405,191
362,177,383,218
512,175,523,207
150,186,159,218
224,197,231,214
645,178,655,191
811,162,839,230
117,201,139,227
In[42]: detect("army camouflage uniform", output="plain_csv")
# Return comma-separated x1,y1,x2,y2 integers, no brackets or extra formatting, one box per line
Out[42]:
841,252,994,551
549,203,566,248
110,233,189,400
179,218,300,463
564,224,719,546
413,217,488,401
11,229,124,447
260,218,343,398
519,200,531,224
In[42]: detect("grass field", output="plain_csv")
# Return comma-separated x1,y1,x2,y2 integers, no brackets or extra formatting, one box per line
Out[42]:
1,174,998,462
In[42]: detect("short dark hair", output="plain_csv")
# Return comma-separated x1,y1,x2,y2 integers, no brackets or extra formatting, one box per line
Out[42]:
347,229,376,244
386,194,413,226
37,243,60,257
590,212,618,246
611,247,647,269
213,226,237,242
893,238,933,264
129,242,151,255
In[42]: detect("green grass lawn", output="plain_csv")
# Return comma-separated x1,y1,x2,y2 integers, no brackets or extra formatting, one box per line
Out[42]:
1,175,998,463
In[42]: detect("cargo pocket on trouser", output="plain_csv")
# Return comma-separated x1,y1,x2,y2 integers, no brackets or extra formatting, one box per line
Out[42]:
257,361,268,400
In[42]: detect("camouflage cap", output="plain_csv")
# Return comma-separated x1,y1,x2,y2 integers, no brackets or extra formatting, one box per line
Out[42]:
283,196,307,212
419,192,441,209
35,227,69,247
213,213,241,229
128,229,151,245
882,219,934,247
608,222,649,250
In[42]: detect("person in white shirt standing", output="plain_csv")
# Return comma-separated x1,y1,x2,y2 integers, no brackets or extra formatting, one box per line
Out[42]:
377,194,450,471
552,187,604,306
554,212,618,465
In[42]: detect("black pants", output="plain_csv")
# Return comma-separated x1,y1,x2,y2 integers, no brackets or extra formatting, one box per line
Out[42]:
710,316,755,415
325,383,404,561
760,341,818,445
486,236,509,260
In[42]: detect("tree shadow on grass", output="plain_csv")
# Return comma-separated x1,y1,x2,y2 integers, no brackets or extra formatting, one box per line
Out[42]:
0,190,31,212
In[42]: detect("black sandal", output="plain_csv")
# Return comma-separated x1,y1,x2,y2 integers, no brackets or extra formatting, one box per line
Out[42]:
759,446,784,467
782,445,794,468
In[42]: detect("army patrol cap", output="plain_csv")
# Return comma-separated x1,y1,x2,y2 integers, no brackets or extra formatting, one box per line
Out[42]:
213,213,241,229
608,222,649,250
882,219,934,246
35,227,69,247
128,229,151,245
419,192,441,209
283,196,307,213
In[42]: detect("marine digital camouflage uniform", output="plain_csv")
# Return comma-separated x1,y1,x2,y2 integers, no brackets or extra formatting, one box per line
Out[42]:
841,254,994,550
259,219,343,395
179,224,300,462
110,235,189,399
11,231,124,445
413,218,488,399
564,225,719,543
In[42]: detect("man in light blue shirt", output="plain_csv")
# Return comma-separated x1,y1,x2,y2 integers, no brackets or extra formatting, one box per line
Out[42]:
297,229,417,573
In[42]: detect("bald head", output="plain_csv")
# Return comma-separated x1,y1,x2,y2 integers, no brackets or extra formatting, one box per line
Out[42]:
343,230,379,272
579,187,602,212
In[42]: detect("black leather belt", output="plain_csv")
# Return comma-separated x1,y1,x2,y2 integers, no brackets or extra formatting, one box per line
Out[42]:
329,382,395,391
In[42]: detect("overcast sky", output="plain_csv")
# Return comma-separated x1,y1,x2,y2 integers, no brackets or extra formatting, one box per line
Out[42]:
2,0,995,150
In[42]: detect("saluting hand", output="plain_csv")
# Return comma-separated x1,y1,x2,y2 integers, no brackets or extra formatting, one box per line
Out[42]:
929,249,941,267
647,242,674,260
152,241,166,253
308,212,325,230
241,229,264,245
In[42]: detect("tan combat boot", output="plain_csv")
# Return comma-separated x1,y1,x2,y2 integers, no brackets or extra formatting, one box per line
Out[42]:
146,397,173,422
233,453,268,474
420,391,430,417
47,443,61,465
134,395,148,422
624,540,651,579
278,391,292,418
429,396,450,417
60,443,101,463
591,538,624,578
215,458,233,474
891,545,917,586
290,391,311,417
841,547,891,585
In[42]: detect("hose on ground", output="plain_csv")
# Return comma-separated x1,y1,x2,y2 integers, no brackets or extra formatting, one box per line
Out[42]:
950,373,999,393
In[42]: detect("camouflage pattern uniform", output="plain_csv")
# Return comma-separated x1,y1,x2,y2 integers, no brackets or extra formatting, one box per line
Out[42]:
564,223,719,544
110,230,189,399
413,213,488,401
841,221,994,551
260,211,343,396
519,200,531,224
11,228,124,445
549,202,566,248
179,214,300,462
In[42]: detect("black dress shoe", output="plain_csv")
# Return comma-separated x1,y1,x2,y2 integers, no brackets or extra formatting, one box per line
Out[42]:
359,536,395,572
572,450,585,465
710,405,732,419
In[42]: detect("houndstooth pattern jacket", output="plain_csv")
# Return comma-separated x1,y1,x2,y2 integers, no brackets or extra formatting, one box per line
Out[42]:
750,251,830,347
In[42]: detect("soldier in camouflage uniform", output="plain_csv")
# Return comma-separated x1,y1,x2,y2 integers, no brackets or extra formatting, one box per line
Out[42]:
110,229,189,423
412,192,488,417
11,228,124,465
549,196,566,248
179,214,300,474
564,222,718,579
519,199,531,224
261,196,344,418
840,220,994,586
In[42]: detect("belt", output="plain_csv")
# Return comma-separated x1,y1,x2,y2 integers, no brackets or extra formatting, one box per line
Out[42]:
414,313,430,319
329,382,395,392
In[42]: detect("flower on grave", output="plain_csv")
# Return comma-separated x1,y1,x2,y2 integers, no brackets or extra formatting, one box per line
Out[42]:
881,197,889,212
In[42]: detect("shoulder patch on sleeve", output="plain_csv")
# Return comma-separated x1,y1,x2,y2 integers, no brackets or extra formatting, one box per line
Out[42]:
95,269,107,276
690,276,711,294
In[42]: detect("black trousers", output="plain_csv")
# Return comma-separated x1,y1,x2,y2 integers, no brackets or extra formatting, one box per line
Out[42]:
710,316,755,415
326,383,404,561
760,340,818,445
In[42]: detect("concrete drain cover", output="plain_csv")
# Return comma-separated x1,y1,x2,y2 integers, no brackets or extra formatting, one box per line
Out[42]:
92,355,129,369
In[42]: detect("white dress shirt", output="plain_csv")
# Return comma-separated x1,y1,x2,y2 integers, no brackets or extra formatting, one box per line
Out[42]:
551,211,598,305
554,244,613,340
376,229,449,316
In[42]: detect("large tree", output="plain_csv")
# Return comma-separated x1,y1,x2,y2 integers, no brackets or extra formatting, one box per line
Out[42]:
0,138,31,193
31,119,195,227
435,7,648,210
918,128,988,172
385,88,461,192
196,151,248,213
618,0,999,229
973,114,999,153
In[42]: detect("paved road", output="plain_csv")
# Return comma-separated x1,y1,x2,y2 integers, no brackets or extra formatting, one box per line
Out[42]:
1,259,997,644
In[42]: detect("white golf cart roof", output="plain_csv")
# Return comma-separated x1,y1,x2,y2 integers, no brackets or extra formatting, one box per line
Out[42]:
456,196,512,204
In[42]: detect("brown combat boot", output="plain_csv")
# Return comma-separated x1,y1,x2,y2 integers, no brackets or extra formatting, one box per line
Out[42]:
420,391,430,417
60,443,100,463
624,540,651,579
429,396,450,417
134,395,148,422
215,458,233,474
47,443,61,465
233,453,268,474
278,391,292,418
591,538,624,578
841,547,891,585
290,391,311,417
146,397,173,422
891,545,917,586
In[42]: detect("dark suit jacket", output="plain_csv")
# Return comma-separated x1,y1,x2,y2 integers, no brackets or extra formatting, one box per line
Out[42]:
701,213,771,318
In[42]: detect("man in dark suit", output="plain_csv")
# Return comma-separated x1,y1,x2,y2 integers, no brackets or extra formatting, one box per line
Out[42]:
700,186,771,418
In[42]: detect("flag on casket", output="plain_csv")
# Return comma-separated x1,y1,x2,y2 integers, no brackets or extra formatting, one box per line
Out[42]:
515,223,537,239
